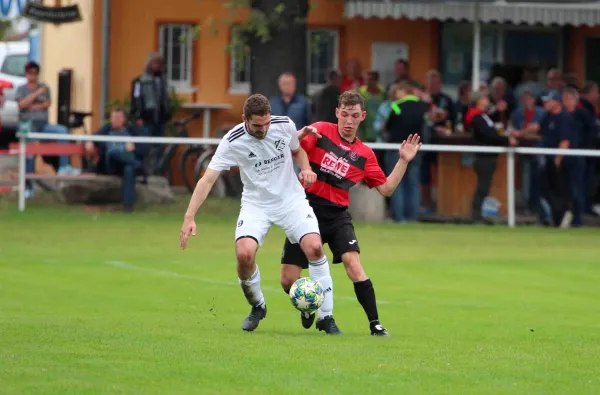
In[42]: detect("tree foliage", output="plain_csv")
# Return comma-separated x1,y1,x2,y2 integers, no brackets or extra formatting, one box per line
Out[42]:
193,0,319,96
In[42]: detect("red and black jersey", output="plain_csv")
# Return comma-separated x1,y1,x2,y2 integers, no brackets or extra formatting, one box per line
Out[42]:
301,122,387,210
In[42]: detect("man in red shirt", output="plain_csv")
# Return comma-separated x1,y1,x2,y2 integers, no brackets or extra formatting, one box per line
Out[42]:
280,90,421,336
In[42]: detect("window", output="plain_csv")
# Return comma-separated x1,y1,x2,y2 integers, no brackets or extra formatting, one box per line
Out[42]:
307,29,339,89
229,27,251,93
439,22,562,97
158,24,194,92
228,28,339,94
1,54,28,77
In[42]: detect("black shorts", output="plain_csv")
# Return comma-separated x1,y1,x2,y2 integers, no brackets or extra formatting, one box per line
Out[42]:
281,210,359,269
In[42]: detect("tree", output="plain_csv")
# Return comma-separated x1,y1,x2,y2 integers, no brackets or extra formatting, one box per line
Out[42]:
247,0,309,97
195,0,312,98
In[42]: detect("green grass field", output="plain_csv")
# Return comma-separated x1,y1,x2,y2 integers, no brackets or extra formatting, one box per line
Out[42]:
1,197,600,394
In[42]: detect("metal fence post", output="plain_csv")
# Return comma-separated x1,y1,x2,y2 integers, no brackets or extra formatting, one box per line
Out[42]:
507,149,516,228
18,132,26,212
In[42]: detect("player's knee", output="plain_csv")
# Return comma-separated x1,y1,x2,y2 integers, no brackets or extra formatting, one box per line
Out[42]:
236,249,254,267
280,273,296,293
299,234,324,261
342,252,367,282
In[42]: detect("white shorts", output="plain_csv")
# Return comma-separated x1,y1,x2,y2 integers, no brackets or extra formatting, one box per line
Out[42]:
235,199,320,246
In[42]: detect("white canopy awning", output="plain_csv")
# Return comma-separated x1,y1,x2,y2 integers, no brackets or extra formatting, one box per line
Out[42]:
345,0,600,27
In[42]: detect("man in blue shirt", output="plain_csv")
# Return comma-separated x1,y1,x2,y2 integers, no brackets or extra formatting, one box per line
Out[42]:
510,89,546,213
539,91,581,227
269,72,311,129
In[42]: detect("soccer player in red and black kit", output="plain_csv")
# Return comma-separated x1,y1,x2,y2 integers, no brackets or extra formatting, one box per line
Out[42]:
280,90,421,336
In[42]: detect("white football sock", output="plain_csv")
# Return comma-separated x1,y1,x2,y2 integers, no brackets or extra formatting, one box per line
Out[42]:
239,265,265,308
308,256,333,320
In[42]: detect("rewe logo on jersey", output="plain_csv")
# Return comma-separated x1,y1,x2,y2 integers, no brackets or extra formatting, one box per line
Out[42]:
321,152,349,178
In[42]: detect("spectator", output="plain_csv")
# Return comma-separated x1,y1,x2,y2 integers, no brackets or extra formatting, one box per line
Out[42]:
562,87,590,225
564,72,580,90
455,81,472,132
340,58,364,92
465,90,517,222
537,69,564,106
510,89,545,213
385,59,421,94
270,72,310,129
384,82,429,223
373,84,397,138
311,70,341,124
358,70,386,142
85,108,148,213
422,70,454,213
488,76,516,128
130,53,172,174
539,91,578,227
579,81,599,214
16,61,77,197
514,68,544,99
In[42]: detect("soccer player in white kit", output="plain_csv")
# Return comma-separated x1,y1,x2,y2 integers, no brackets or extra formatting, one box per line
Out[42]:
180,94,337,333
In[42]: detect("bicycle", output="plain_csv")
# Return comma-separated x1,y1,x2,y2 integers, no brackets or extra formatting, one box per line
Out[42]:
189,125,243,197
150,111,202,184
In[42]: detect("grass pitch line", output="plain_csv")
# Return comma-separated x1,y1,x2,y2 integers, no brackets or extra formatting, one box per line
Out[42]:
103,260,391,305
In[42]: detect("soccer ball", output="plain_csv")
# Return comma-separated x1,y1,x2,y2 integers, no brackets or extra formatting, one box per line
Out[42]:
289,277,324,313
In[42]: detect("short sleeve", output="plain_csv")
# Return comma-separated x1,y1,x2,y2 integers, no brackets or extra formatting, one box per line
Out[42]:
14,85,26,101
300,122,321,153
207,139,237,171
363,150,387,189
288,119,300,151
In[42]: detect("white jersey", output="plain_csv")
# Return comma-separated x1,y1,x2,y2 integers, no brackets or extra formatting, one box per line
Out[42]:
208,116,306,210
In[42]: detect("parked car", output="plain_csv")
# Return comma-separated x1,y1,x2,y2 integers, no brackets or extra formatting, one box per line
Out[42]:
0,41,30,130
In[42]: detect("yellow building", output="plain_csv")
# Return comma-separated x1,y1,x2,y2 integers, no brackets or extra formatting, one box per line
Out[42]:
39,0,600,135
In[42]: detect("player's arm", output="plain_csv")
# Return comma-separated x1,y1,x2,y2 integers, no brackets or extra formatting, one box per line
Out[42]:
374,134,422,197
180,139,235,249
376,159,409,197
184,169,221,219
290,122,317,188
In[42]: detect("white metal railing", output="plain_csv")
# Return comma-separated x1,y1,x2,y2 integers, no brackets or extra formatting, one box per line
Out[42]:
13,131,600,227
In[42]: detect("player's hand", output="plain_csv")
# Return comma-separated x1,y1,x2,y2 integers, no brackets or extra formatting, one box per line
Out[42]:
298,169,317,188
180,216,196,250
399,134,422,162
298,126,321,141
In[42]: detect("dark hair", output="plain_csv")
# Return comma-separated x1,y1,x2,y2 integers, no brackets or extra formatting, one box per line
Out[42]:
25,61,40,73
581,80,598,94
327,69,339,82
367,70,380,81
111,106,127,116
338,89,365,110
395,59,409,68
244,94,271,119
457,80,471,97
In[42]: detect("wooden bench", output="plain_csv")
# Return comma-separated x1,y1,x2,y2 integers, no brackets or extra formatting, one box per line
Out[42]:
8,142,97,180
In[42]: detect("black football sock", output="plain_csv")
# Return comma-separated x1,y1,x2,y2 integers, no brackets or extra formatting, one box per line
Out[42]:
353,279,379,323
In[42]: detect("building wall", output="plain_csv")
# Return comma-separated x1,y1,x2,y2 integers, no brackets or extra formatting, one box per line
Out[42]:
40,0,95,131
106,0,439,136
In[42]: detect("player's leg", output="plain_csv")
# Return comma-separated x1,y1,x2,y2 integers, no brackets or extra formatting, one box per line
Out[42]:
279,202,341,335
329,221,390,337
280,238,315,329
235,208,271,332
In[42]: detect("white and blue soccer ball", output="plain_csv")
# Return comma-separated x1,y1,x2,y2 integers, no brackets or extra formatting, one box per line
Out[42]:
289,277,325,313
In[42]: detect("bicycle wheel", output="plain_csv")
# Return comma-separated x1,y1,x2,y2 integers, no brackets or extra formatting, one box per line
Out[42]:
194,150,215,182
194,150,226,197
224,168,243,198
179,146,204,193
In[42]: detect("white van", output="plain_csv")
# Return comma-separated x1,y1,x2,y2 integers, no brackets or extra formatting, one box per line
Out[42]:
0,41,30,129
